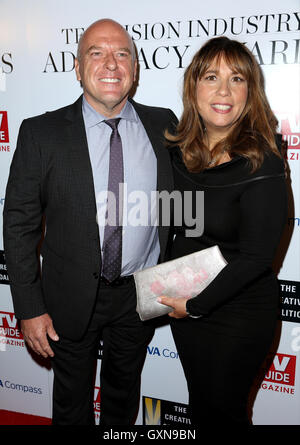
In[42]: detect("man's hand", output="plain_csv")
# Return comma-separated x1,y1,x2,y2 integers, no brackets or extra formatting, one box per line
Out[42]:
20,314,59,358
157,296,189,319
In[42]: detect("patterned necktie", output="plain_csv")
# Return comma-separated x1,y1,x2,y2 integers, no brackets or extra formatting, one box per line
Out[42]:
102,118,123,282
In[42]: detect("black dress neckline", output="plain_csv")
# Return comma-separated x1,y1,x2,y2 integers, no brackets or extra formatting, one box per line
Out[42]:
169,145,285,188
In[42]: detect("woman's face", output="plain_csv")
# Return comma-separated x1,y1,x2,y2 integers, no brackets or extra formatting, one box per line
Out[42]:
196,55,248,143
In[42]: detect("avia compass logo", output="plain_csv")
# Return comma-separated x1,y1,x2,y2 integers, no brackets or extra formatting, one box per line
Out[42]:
0,378,42,395
147,344,179,360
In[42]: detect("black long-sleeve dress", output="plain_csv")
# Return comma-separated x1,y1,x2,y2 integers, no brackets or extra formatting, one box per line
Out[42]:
169,145,287,425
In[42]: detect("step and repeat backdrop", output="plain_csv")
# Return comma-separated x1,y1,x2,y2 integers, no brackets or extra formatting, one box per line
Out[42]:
0,0,299,425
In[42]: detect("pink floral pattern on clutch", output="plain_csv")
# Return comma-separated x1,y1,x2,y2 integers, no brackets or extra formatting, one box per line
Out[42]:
134,245,227,321
150,267,209,298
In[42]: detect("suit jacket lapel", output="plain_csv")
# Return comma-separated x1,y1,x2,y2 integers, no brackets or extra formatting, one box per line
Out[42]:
130,98,174,262
130,99,174,195
64,96,99,229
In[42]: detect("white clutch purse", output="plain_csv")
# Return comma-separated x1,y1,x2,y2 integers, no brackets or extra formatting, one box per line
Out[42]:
134,245,227,321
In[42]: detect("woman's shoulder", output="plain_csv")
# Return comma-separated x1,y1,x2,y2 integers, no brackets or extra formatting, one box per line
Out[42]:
167,141,286,188
253,149,285,178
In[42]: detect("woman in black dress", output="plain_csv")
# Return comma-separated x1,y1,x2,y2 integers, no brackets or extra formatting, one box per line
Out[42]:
158,37,287,425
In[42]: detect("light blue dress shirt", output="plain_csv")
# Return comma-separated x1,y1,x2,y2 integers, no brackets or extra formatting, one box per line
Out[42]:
82,96,160,276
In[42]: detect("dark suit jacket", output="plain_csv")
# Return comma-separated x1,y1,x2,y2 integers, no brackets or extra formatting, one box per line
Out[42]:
3,95,177,340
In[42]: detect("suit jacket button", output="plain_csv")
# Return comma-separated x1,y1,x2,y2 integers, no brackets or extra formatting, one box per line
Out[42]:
93,272,99,279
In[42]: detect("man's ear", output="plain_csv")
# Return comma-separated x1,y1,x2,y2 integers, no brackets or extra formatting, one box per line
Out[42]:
74,58,81,82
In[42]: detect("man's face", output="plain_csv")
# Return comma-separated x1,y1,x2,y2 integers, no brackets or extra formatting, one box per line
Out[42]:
75,20,137,117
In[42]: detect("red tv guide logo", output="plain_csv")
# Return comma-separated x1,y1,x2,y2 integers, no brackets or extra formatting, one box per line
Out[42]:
0,111,9,143
264,353,296,386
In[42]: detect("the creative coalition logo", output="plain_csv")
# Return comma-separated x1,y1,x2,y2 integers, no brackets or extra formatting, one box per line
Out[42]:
97,339,103,360
0,250,9,285
0,111,10,152
260,353,297,395
279,280,300,323
143,396,191,425
0,311,24,350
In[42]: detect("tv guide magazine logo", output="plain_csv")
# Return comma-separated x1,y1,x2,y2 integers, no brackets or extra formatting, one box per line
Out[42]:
0,311,24,350
0,111,10,151
261,353,297,395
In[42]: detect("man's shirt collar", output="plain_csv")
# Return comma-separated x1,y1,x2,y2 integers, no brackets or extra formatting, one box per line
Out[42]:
82,95,138,128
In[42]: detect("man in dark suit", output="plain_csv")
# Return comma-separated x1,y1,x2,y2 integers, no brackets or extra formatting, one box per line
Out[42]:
3,18,177,425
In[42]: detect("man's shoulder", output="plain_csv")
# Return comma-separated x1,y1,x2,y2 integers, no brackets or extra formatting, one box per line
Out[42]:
130,99,178,132
23,97,82,127
130,98,176,119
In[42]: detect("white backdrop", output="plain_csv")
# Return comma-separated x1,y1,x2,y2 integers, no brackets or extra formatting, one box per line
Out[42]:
0,0,299,426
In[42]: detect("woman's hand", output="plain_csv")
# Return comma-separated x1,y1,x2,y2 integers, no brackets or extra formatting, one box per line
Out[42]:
157,296,189,319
